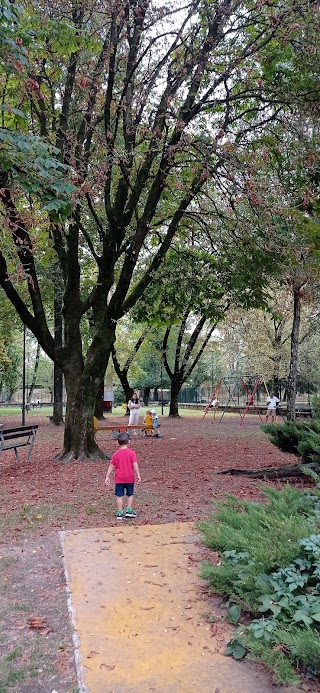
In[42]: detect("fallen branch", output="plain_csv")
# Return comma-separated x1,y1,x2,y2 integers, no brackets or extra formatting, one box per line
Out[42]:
217,462,320,479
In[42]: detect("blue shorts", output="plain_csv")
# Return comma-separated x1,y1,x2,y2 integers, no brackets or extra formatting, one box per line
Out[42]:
115,483,134,497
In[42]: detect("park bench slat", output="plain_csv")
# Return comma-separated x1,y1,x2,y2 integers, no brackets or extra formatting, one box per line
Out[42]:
1,425,38,436
2,429,38,441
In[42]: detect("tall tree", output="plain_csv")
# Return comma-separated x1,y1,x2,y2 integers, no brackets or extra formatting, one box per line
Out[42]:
163,312,216,416
112,326,149,408
0,0,312,459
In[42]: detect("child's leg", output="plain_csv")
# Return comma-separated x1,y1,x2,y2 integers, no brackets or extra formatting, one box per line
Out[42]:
115,484,125,517
126,495,134,508
116,496,124,511
125,484,136,517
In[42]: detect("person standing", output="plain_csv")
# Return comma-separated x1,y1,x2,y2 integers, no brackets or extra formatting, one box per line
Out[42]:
105,432,141,520
265,392,280,423
128,392,141,432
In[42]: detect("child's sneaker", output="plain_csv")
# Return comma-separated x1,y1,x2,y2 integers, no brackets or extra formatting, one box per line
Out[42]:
125,508,137,518
116,511,124,521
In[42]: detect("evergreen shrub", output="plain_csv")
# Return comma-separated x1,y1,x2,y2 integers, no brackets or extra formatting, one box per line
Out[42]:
200,484,320,684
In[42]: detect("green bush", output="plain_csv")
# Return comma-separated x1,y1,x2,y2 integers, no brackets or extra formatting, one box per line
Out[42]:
262,420,320,465
200,483,320,684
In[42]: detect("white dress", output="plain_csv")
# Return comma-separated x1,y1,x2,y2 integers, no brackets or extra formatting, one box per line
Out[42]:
128,400,140,426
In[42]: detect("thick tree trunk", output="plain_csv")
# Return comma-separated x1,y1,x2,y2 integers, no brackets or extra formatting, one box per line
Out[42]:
55,327,116,461
55,368,108,462
217,462,320,479
287,286,301,421
169,378,182,417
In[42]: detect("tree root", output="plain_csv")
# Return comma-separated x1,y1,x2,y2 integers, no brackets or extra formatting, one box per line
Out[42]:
53,449,111,463
217,462,320,479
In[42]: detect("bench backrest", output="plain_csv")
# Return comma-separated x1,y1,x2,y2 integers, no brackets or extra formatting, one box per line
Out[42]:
0,425,38,441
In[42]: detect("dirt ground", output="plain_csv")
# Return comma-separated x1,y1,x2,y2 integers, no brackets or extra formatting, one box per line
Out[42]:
0,412,313,692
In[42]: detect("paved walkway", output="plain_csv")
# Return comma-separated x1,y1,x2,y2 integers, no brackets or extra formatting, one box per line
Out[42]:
61,523,284,693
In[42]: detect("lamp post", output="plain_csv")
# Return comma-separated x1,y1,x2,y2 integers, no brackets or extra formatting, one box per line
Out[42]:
22,323,26,426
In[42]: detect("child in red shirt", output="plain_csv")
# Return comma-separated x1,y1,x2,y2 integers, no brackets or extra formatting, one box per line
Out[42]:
105,432,141,520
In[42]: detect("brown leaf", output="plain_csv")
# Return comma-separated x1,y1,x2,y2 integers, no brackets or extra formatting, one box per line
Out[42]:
27,616,47,631
210,623,217,636
86,650,99,658
100,663,115,671
40,628,52,636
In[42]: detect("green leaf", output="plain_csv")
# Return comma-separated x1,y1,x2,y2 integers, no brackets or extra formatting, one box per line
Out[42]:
227,604,241,624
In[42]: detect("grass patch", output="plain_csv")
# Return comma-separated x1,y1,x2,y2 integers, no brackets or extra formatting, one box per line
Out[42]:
5,646,23,662
85,505,97,514
12,602,30,612
200,483,320,684
0,501,81,539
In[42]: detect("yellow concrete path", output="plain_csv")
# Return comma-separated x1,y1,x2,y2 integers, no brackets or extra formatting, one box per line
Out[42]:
61,523,278,693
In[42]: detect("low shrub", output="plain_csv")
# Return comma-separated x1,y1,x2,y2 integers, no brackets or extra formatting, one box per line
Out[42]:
200,483,320,684
262,420,320,465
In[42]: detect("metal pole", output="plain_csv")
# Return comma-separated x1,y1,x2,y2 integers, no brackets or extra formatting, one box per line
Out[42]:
22,323,26,426
160,365,164,415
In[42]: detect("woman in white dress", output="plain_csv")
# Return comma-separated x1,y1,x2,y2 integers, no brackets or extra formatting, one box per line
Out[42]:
128,393,141,432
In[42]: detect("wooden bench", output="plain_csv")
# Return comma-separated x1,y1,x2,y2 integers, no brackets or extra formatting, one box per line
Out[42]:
94,423,160,437
0,424,39,463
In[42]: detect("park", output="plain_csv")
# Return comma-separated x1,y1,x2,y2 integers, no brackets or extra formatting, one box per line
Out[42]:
1,0,320,690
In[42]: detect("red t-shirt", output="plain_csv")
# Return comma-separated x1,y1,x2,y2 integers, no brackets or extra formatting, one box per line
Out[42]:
111,447,137,484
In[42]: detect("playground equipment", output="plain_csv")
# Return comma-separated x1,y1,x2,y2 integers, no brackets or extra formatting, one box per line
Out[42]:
203,374,272,424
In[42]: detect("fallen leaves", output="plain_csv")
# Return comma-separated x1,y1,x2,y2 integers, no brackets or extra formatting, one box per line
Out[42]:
0,414,292,538
27,615,52,635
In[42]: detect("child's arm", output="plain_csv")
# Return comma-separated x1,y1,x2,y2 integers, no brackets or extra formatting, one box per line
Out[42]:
105,463,115,487
133,461,141,483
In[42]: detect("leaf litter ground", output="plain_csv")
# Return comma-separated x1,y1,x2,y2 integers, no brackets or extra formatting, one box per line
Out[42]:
0,411,312,692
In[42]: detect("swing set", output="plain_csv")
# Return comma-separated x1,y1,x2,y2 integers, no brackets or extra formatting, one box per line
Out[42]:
203,374,279,424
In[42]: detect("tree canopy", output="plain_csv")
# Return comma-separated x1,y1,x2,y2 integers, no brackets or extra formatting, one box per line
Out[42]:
0,0,317,457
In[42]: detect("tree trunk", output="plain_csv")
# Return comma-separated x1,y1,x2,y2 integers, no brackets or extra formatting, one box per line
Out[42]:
287,286,301,421
169,378,182,417
217,462,320,479
111,348,133,415
27,342,40,405
55,368,108,462
94,380,105,419
143,386,150,406
53,364,64,425
52,292,64,426
55,327,116,461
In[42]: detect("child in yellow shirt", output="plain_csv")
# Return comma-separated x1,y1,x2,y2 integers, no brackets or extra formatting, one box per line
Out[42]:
143,410,153,436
